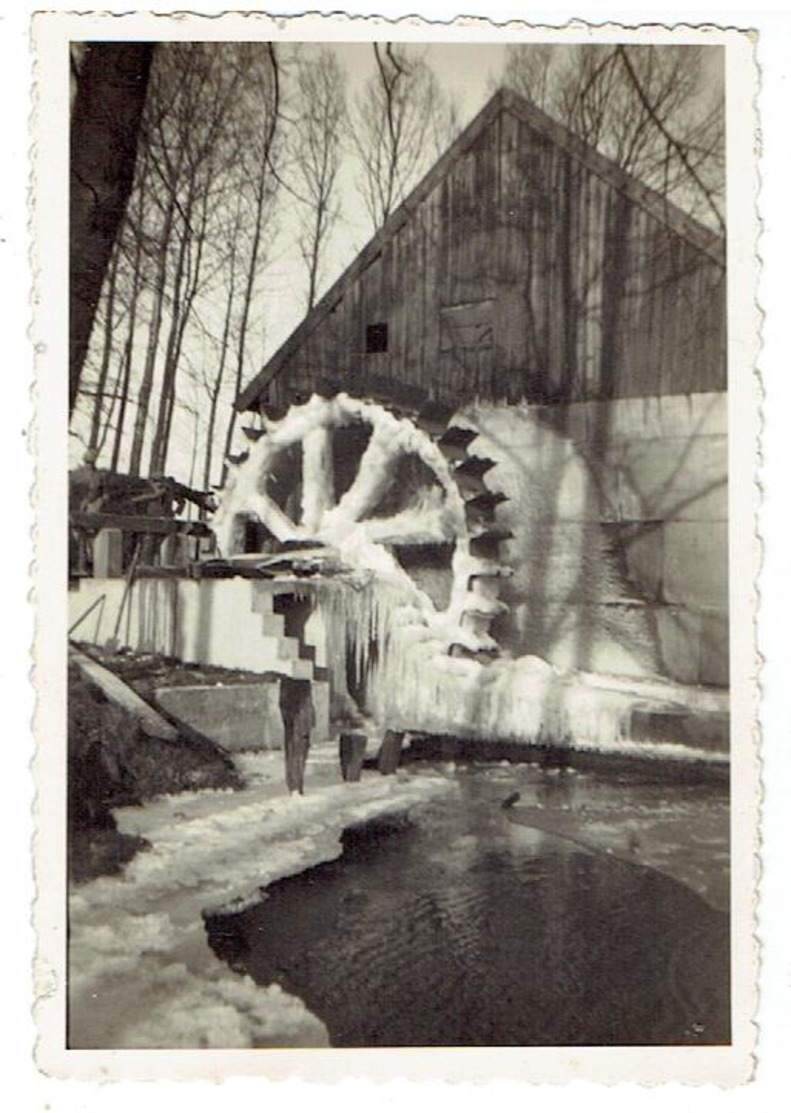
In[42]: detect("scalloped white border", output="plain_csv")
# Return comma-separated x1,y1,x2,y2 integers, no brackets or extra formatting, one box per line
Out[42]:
19,2,770,1099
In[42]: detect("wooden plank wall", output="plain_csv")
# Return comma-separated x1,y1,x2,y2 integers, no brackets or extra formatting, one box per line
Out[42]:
267,108,725,413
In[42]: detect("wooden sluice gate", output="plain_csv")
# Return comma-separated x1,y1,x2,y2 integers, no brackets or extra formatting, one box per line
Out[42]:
339,732,367,782
378,730,404,775
278,677,314,795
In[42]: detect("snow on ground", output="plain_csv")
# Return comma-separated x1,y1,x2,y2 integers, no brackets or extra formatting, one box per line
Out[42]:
68,746,455,1049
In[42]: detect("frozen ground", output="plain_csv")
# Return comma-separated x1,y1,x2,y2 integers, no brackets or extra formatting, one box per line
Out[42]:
68,746,454,1049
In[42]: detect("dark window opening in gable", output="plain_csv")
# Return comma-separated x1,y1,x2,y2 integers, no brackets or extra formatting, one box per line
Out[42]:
366,322,388,354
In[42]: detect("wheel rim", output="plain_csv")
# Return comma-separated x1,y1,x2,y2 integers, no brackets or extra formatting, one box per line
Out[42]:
213,393,510,656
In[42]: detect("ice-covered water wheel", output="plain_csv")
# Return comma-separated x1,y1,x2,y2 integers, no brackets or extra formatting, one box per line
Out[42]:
212,394,512,661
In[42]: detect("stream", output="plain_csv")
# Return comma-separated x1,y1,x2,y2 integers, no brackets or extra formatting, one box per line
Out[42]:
206,761,730,1047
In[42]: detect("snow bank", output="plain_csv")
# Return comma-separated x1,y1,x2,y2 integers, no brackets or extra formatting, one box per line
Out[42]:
68,749,455,1049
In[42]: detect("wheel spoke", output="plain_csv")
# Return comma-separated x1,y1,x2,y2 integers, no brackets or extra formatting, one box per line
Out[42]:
331,423,401,524
300,424,335,533
247,491,301,542
364,517,450,545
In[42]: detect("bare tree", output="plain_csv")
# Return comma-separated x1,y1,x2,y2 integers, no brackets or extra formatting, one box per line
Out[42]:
198,196,245,492
350,43,454,230
502,43,724,228
148,49,248,476
116,43,243,477
126,60,184,477
85,238,122,455
70,41,282,486
110,153,150,474
612,45,725,232
221,43,282,474
293,48,346,309
69,42,153,414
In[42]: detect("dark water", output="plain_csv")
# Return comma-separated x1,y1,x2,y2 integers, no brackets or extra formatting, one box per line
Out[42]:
207,765,730,1047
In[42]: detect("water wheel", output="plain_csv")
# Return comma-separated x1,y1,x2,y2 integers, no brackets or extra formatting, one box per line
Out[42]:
212,394,512,659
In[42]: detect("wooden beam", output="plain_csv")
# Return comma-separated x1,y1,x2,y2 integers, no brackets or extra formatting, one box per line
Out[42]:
70,511,212,537
279,677,314,794
378,729,404,775
69,647,179,742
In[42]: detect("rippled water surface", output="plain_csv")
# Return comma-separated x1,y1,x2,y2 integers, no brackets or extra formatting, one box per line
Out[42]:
207,763,730,1047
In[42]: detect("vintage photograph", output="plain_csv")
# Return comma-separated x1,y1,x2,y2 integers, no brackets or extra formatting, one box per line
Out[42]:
41,14,755,1076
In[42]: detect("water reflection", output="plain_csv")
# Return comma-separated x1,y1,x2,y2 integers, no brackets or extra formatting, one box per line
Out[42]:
535,768,577,810
206,765,729,1047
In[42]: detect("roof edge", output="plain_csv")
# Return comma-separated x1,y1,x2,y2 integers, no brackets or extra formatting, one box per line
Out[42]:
498,87,725,266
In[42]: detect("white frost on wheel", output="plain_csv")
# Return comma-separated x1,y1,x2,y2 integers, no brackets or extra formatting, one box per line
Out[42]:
212,393,497,639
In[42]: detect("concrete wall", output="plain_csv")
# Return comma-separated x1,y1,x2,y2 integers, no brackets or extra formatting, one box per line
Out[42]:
537,392,728,687
68,576,333,744
69,576,340,677
154,683,286,751
70,577,281,672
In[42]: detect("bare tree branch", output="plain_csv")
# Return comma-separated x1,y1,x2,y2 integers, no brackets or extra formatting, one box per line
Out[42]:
614,44,725,233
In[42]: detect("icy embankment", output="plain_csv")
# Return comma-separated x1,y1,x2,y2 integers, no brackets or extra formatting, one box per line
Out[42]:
68,748,455,1049
317,575,727,762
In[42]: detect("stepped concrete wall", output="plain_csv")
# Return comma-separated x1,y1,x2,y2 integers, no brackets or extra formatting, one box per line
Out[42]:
68,576,331,744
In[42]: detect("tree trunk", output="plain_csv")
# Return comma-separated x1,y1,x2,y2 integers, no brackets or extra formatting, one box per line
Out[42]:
128,191,176,476
221,45,279,478
111,242,142,473
305,198,324,311
70,42,153,414
87,241,120,453
150,199,208,476
147,197,193,475
110,155,148,474
202,247,237,491
222,187,264,474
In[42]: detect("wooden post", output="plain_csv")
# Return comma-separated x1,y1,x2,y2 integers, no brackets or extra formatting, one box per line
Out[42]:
339,731,367,782
378,729,404,775
93,527,124,578
278,677,314,794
